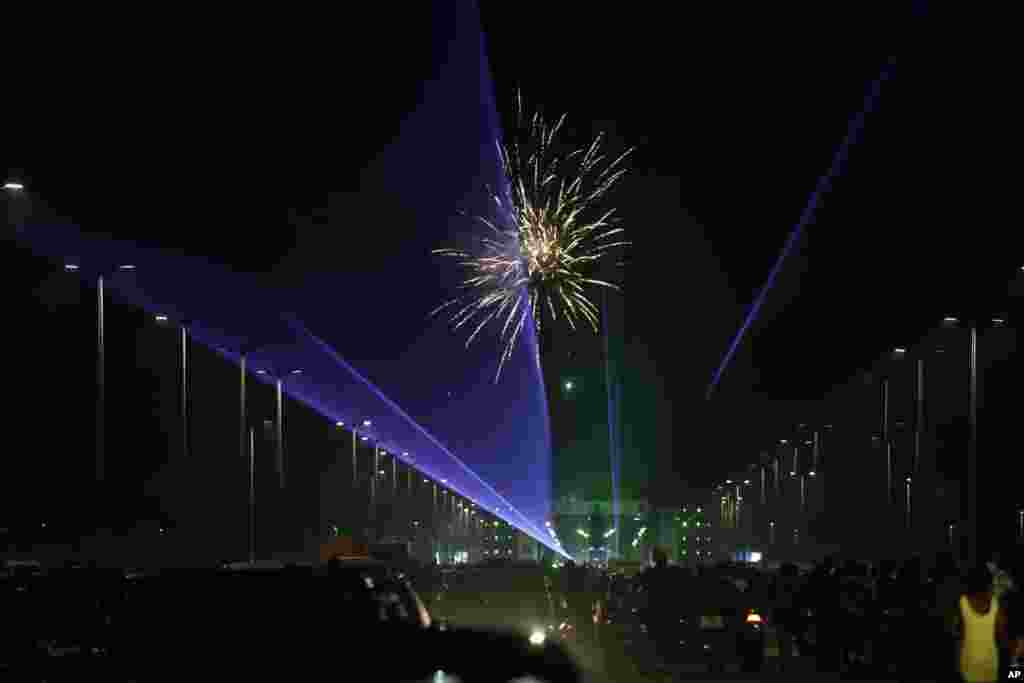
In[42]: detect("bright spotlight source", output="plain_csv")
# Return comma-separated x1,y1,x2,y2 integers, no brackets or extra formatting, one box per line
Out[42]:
441,479,448,484
3,181,25,191
744,480,751,485
361,436,369,442
256,370,266,375
993,318,1006,326
725,480,732,484
403,452,409,457
894,347,906,354
64,264,79,272
809,471,816,476
943,316,958,323
363,420,372,427
564,380,574,390
155,315,168,322
528,629,546,646
336,421,344,427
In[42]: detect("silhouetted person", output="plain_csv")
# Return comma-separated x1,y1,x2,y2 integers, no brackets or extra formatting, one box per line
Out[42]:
809,555,841,672
638,547,675,672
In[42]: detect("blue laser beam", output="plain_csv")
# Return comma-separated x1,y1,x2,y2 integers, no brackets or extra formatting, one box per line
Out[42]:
706,59,895,401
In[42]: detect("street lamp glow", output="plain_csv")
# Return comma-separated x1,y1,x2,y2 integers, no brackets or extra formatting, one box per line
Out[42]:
943,316,958,323
894,347,906,354
361,436,369,441
256,370,266,375
119,264,136,271
155,315,168,322
362,420,372,427
744,480,751,485
564,380,574,390
336,421,344,427
3,181,25,191
64,264,79,272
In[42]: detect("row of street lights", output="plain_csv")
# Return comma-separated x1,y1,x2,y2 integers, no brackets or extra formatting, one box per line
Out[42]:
716,293,1022,565
5,179,541,563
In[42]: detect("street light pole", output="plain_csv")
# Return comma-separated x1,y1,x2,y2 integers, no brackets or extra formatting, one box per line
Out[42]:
881,378,892,505
913,358,924,479
249,427,255,564
239,354,246,464
352,427,358,489
967,321,978,567
96,275,105,483
275,378,284,489
180,325,189,460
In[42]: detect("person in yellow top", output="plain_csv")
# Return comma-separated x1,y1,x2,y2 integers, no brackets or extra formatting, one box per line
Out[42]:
952,564,1010,683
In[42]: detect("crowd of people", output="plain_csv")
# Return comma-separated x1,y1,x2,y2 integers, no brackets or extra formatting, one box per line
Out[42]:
556,548,1024,682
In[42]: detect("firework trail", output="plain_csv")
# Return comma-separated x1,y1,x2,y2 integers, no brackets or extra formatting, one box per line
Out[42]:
432,91,633,380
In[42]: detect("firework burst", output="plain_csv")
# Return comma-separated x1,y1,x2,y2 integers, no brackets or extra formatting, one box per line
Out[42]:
432,92,633,380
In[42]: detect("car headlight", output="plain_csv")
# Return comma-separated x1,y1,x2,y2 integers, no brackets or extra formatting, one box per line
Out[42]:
528,629,546,646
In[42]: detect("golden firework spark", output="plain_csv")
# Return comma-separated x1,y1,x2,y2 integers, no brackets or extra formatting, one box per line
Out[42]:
432,92,632,380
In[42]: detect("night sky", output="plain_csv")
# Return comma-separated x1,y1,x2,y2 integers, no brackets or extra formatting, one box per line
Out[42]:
3,1,1015,529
